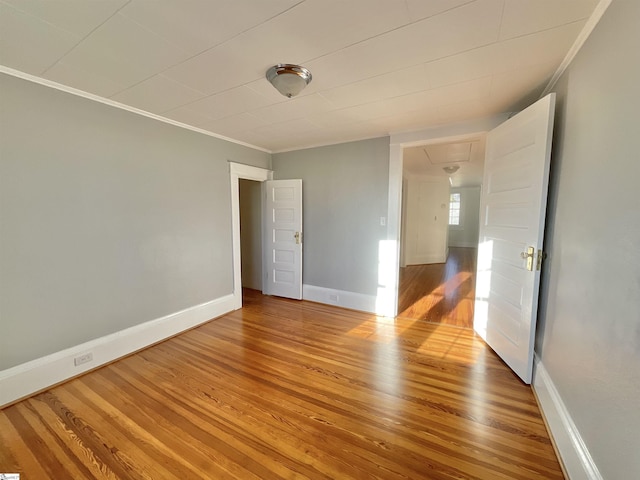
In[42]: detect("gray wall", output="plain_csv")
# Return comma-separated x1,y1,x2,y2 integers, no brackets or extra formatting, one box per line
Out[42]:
448,186,480,248
272,137,389,296
0,74,270,370
239,179,262,290
537,1,640,477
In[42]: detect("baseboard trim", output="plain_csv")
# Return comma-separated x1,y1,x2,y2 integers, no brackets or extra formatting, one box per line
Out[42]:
448,242,478,248
532,357,603,480
0,293,237,407
406,254,447,265
303,284,377,314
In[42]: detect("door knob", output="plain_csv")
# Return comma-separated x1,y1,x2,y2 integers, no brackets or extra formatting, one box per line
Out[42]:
520,246,535,271
294,231,302,244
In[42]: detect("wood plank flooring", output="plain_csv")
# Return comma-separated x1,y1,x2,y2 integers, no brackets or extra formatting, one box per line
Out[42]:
398,247,477,328
0,289,563,479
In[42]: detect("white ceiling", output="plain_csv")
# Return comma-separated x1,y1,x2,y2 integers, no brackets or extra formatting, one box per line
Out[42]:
0,0,601,153
404,136,486,187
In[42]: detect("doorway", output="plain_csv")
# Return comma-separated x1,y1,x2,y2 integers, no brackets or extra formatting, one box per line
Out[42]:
239,179,263,292
229,162,272,309
384,116,509,320
388,95,556,384
395,136,486,329
229,163,304,308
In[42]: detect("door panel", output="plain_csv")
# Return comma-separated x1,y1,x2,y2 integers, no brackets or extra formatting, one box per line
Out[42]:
405,178,449,265
474,93,555,384
264,179,302,300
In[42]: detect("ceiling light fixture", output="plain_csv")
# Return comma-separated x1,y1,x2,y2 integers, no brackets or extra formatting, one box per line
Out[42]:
266,64,312,98
443,165,460,174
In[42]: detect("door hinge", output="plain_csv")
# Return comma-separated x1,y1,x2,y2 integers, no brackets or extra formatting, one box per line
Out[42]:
536,249,547,270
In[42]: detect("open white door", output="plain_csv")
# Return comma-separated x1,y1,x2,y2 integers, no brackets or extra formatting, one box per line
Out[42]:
474,93,555,384
264,179,303,299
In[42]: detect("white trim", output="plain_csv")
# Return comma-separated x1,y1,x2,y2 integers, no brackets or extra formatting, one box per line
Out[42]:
532,357,603,480
383,144,404,317
448,241,477,248
0,65,271,154
303,284,378,314
229,161,273,181
405,254,448,265
0,294,235,407
271,134,385,154
541,0,612,97
229,162,272,309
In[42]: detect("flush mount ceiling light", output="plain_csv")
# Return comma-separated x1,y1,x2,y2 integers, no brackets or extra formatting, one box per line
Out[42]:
443,165,460,174
266,64,312,98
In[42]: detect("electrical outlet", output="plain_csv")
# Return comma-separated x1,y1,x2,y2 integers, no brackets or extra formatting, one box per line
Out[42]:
329,294,339,302
74,352,93,366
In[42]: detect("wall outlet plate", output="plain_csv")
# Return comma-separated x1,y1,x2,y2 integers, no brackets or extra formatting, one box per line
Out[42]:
74,352,93,366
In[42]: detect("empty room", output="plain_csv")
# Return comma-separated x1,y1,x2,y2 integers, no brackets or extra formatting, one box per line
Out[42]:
1,1,638,479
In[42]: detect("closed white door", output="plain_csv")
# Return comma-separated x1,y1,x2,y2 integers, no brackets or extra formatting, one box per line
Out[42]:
474,93,555,384
264,179,302,299
404,178,449,265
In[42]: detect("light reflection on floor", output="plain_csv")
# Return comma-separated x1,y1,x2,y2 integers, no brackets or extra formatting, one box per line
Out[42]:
397,248,478,328
345,314,484,366
398,271,473,321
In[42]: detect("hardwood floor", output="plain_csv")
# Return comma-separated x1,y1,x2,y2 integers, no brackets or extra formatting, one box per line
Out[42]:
0,289,563,479
398,247,477,328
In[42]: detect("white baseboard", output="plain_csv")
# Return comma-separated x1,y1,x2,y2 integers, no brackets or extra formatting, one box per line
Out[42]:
406,254,447,265
532,357,603,480
448,242,477,248
303,284,377,314
0,293,237,407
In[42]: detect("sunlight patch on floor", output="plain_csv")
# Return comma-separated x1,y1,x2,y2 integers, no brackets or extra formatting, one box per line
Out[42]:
345,315,411,342
399,271,472,318
375,240,399,317
345,314,484,366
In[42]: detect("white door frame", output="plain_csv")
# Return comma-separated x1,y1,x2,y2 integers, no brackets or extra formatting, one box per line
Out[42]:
384,115,509,317
229,162,273,309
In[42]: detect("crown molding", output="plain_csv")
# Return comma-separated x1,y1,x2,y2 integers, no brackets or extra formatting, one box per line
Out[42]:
0,65,272,154
541,0,612,97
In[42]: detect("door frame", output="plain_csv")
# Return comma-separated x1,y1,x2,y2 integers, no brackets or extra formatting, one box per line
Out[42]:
384,115,509,317
229,162,273,309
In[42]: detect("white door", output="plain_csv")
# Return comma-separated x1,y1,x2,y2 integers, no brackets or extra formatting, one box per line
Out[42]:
264,179,303,299
474,93,555,384
404,177,450,265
